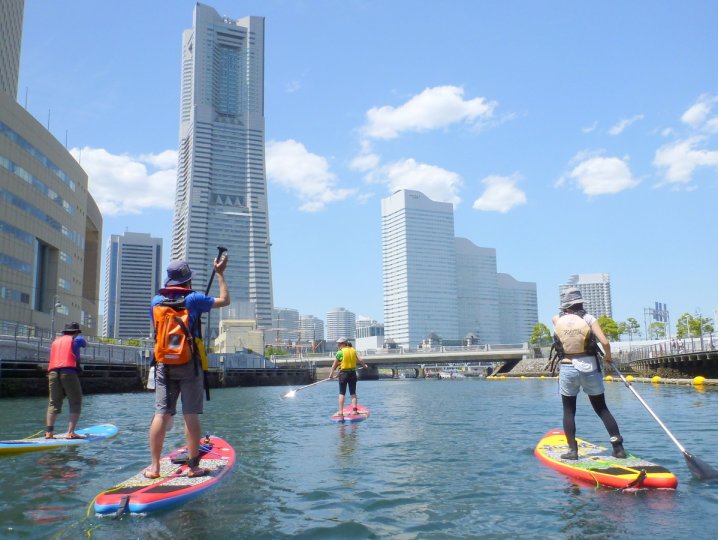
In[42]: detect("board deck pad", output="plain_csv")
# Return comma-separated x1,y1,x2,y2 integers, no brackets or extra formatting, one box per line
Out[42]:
0,424,118,455
331,404,370,423
94,435,235,515
535,429,677,489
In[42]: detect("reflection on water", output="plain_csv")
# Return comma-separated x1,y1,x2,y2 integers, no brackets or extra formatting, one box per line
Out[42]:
0,381,716,538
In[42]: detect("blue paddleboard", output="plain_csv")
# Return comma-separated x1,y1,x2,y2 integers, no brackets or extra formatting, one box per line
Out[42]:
0,424,118,456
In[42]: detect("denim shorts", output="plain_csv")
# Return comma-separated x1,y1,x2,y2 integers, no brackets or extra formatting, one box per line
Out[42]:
559,364,605,397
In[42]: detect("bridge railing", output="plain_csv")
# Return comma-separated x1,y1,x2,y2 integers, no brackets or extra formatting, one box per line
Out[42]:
620,334,718,363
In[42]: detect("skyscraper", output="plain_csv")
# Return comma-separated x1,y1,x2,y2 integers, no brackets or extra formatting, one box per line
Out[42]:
325,307,357,343
0,0,23,97
497,273,538,343
103,232,162,339
560,273,612,318
381,190,459,348
171,4,273,338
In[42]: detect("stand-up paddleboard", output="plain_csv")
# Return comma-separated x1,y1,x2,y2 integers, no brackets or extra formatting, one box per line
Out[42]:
94,435,235,516
0,424,118,456
331,404,370,423
535,429,677,489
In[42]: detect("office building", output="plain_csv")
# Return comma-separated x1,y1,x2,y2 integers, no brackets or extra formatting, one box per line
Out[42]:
299,314,324,349
355,319,385,353
0,0,23,97
1,5,102,337
103,232,162,339
325,307,356,343
271,307,299,345
381,190,459,348
560,273,612,318
171,4,273,339
381,189,538,347
497,273,538,343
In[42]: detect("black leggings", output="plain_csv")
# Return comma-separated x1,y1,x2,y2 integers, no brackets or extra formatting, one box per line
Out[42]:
562,393,621,446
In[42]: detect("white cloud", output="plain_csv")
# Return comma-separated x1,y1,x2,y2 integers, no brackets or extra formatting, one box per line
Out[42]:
681,94,717,128
472,174,527,213
266,139,356,212
557,154,639,196
608,114,644,135
367,158,462,205
362,85,496,140
71,147,177,216
654,136,718,185
582,121,598,134
350,152,381,172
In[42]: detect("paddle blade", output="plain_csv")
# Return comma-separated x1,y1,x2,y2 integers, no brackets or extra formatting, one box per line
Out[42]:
281,389,297,400
684,451,718,481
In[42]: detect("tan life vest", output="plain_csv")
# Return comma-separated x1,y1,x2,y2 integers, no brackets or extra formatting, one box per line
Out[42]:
554,314,592,355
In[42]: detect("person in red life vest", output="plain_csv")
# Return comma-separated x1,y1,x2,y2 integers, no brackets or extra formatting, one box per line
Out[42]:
45,322,87,439
144,257,230,479
329,338,368,419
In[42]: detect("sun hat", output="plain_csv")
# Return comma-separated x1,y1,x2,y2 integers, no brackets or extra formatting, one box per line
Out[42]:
336,337,348,344
165,260,194,287
559,287,584,310
62,322,81,334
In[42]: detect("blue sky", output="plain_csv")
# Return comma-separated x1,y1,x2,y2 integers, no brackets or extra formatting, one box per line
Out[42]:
17,0,718,335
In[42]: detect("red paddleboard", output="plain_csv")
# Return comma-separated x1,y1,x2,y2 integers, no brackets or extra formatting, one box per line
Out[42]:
93,435,235,515
331,404,370,423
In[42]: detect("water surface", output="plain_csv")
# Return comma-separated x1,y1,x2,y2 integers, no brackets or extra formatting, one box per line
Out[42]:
1,378,717,539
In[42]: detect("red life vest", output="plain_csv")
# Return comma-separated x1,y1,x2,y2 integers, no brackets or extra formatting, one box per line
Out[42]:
48,335,78,370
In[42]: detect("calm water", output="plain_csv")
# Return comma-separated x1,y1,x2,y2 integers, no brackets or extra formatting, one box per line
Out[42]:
1,378,717,539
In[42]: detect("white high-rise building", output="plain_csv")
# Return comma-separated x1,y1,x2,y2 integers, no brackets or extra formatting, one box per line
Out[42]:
103,232,162,339
381,190,459,348
497,273,538,343
0,0,23,97
455,237,501,344
325,307,356,343
171,4,273,339
560,273,612,318
299,314,324,344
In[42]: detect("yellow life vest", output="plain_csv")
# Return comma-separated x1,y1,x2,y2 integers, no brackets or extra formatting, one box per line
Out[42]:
338,346,358,370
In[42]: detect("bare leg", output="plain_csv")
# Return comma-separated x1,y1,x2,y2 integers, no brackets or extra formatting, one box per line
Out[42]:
338,393,346,415
148,413,171,475
46,411,57,434
183,413,201,462
66,412,80,435
351,394,358,412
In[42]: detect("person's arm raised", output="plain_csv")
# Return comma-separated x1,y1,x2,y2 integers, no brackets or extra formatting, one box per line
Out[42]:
212,256,231,309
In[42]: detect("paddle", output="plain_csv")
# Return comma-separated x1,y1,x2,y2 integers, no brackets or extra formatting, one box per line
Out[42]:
198,246,228,401
281,377,332,399
612,364,718,480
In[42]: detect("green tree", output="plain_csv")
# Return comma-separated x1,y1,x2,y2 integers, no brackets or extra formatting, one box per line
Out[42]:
648,321,666,339
597,315,620,341
618,317,642,342
529,322,552,346
676,313,693,338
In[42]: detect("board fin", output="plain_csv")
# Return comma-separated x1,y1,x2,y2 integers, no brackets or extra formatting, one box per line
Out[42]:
113,496,130,519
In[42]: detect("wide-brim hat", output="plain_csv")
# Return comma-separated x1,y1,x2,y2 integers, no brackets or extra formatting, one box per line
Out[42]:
336,337,348,344
62,322,81,334
165,260,194,287
559,287,584,310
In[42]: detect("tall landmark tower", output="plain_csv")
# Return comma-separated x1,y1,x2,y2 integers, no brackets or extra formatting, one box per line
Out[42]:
171,4,273,336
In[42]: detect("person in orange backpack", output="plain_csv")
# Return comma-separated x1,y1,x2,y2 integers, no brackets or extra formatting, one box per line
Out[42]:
145,256,230,479
45,322,87,439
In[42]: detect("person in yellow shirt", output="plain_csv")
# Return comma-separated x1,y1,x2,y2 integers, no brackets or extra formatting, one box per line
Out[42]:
329,338,368,419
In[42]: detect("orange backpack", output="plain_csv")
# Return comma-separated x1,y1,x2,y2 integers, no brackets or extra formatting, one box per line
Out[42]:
153,297,196,365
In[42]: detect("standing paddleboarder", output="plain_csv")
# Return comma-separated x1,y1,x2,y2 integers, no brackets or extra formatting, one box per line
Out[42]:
552,287,627,460
329,338,368,420
145,256,230,479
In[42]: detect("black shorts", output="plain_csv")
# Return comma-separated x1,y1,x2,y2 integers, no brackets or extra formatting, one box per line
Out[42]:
338,370,358,396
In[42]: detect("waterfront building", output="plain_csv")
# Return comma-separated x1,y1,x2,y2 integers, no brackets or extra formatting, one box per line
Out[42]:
215,319,265,354
560,273,612,318
271,307,300,345
381,189,538,347
325,307,356,343
455,237,501,344
103,232,162,339
0,5,102,337
355,319,385,353
381,190,459,349
171,4,273,339
299,314,324,350
497,273,538,343
0,0,23,97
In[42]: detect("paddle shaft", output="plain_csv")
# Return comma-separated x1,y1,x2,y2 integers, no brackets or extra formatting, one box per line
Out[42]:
292,377,331,393
612,364,687,453
202,246,227,401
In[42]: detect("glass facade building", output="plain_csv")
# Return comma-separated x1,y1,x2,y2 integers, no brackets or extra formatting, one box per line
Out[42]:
103,232,162,339
171,4,273,339
560,273,612,318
